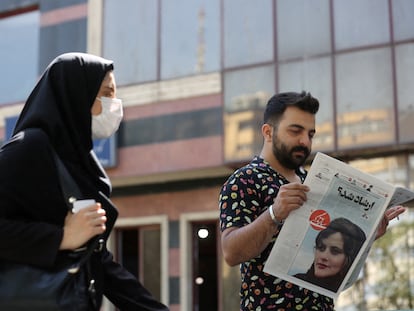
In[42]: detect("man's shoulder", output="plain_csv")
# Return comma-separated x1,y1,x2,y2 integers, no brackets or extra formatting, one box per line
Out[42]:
236,157,271,173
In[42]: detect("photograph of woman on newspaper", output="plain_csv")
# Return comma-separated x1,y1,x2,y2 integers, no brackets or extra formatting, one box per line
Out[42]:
293,217,366,292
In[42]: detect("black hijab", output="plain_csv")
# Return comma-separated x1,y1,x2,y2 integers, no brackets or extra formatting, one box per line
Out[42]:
13,52,114,196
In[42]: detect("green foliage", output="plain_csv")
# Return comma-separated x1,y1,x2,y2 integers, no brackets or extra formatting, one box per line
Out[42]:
368,222,414,310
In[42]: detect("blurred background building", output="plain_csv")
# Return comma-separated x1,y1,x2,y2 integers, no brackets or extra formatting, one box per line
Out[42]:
1,0,414,310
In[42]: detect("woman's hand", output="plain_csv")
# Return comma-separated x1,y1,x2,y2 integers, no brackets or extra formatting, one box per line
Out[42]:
60,202,107,250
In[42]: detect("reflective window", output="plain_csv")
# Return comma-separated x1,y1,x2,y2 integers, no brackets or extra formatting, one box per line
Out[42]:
396,43,414,143
0,10,39,104
349,155,408,188
161,0,220,79
223,65,275,162
334,0,389,50
224,65,275,112
103,0,158,85
392,0,414,41
277,0,331,60
336,48,394,148
223,0,273,68
278,56,333,151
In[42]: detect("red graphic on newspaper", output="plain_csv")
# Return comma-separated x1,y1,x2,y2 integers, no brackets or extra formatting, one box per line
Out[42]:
309,209,330,231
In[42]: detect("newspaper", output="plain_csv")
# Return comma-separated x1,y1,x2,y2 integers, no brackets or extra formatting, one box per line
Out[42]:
263,152,414,299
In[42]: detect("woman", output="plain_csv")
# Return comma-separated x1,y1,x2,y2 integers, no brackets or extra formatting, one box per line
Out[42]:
0,52,169,310
294,217,366,292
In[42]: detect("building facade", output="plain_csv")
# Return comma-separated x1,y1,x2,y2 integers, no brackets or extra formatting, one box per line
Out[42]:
1,0,414,310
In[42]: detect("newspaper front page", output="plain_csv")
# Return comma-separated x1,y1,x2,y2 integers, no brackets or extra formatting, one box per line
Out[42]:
264,152,414,299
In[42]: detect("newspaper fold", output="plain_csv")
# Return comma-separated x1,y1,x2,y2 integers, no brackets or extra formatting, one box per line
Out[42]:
264,152,414,299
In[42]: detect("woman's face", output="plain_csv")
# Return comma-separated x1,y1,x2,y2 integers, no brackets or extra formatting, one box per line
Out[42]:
91,71,116,116
314,232,347,278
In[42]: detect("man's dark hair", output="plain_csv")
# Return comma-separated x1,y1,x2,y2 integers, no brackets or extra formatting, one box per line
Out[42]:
263,91,319,125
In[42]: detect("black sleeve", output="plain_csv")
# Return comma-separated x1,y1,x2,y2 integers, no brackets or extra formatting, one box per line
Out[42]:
102,250,169,311
0,129,66,267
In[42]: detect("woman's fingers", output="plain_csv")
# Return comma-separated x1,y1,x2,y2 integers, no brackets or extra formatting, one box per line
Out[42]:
61,203,107,250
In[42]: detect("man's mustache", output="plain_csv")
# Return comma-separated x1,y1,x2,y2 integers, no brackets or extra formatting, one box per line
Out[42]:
291,146,310,155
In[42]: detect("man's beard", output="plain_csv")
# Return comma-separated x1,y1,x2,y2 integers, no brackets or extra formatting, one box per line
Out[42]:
272,136,310,170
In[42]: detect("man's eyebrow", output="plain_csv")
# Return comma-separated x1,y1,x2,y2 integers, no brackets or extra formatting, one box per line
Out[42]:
288,124,305,129
289,124,316,133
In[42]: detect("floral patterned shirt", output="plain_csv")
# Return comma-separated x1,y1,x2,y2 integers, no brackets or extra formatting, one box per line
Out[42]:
219,157,334,311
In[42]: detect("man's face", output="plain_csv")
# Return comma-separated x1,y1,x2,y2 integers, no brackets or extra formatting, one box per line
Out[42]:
271,106,316,170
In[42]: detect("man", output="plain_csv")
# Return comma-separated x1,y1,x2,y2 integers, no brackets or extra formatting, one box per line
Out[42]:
218,91,405,310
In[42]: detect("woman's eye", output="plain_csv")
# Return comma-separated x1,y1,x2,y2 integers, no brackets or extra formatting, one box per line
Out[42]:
330,247,344,255
316,245,326,252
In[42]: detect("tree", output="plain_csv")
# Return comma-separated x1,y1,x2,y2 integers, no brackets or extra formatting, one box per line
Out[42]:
367,221,414,310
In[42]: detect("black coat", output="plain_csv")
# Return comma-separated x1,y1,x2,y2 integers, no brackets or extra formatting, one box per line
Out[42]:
0,53,169,311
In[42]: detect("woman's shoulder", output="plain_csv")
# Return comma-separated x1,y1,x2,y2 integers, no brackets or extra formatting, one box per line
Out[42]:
0,129,56,188
1,128,52,159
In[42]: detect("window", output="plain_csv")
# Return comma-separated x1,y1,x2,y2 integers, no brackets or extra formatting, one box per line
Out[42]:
103,0,158,85
392,0,414,41
223,65,275,162
103,0,220,83
334,0,389,50
396,43,414,143
161,0,220,79
277,0,331,60
278,56,334,151
223,0,273,68
0,9,39,104
335,48,394,148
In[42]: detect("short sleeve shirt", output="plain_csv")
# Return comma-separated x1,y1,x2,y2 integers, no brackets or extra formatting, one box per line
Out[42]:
219,157,334,311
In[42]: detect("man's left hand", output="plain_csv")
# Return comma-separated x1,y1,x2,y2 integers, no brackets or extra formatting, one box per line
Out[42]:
375,205,406,239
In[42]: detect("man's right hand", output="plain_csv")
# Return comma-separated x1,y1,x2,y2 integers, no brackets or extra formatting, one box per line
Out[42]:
271,182,309,221
221,183,309,266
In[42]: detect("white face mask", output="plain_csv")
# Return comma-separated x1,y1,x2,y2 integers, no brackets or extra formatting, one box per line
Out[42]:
91,96,123,139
